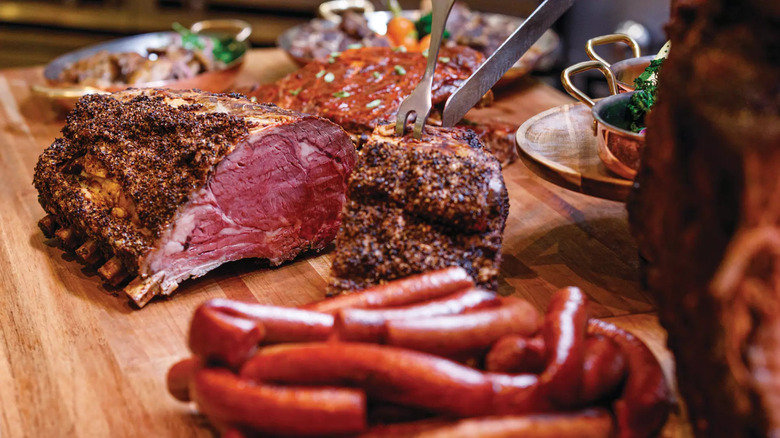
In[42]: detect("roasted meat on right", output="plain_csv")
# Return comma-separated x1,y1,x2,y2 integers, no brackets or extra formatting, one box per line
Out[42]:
328,124,509,294
628,0,780,435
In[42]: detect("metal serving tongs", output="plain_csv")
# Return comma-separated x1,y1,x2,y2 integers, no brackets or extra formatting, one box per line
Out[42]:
396,0,576,139
395,0,457,138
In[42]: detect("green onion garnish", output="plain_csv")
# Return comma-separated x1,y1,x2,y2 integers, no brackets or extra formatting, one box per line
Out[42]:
365,99,382,108
333,91,351,98
323,72,335,83
394,65,407,75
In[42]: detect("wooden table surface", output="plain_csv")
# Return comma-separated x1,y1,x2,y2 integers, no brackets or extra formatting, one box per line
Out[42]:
0,48,690,437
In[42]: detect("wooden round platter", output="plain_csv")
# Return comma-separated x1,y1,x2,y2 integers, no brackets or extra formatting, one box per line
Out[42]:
515,103,633,202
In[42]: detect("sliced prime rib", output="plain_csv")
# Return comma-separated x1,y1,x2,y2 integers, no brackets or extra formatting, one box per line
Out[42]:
34,89,356,307
628,0,780,435
328,124,509,294
247,46,518,164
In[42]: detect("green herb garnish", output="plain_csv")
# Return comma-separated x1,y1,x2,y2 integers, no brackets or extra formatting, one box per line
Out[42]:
289,88,302,96
438,57,450,63
333,91,351,98
323,72,335,83
394,65,407,75
316,70,326,78
415,12,450,39
172,22,245,65
366,99,382,108
372,72,382,79
626,42,670,132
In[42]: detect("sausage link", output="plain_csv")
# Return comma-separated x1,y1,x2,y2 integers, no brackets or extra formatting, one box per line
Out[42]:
581,335,627,404
484,335,546,374
192,368,367,437
336,288,500,343
385,298,540,357
240,342,495,417
485,373,549,414
166,357,202,402
417,407,614,438
359,408,614,438
205,298,334,343
188,305,265,368
588,319,671,438
305,267,474,314
538,287,588,407
221,428,249,438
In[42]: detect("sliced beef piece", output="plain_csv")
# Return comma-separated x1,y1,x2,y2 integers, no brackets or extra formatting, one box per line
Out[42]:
328,124,509,294
34,89,356,307
628,0,780,435
246,46,516,164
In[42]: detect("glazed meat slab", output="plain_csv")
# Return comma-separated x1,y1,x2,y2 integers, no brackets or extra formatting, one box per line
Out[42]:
34,89,355,307
248,46,518,164
329,124,509,293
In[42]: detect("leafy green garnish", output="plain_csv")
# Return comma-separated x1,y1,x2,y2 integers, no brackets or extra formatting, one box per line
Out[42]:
626,58,664,132
333,91,351,98
415,12,450,39
366,99,382,108
172,22,245,66
394,65,407,75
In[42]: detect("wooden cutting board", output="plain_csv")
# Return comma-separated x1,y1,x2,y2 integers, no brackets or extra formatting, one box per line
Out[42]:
0,49,689,437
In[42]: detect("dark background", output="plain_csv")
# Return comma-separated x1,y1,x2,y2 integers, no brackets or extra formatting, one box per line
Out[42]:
0,0,669,93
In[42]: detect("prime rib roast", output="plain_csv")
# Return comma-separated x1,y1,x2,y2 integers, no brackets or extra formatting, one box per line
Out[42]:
329,124,509,294
247,46,519,164
628,0,780,435
34,89,355,307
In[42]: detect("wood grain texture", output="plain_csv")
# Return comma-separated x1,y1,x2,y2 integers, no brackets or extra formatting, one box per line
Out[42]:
0,48,686,437
516,103,633,202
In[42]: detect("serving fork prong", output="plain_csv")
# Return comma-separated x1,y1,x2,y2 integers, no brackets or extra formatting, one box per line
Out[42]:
395,0,456,139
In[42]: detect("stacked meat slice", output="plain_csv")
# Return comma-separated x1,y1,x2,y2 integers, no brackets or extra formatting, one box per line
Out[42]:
328,124,509,293
34,89,355,307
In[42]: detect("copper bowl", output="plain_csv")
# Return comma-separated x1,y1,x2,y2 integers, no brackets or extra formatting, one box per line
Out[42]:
32,19,251,109
561,60,644,180
585,33,651,93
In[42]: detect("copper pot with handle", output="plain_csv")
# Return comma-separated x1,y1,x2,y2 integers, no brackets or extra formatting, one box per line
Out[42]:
585,33,652,94
561,60,644,180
